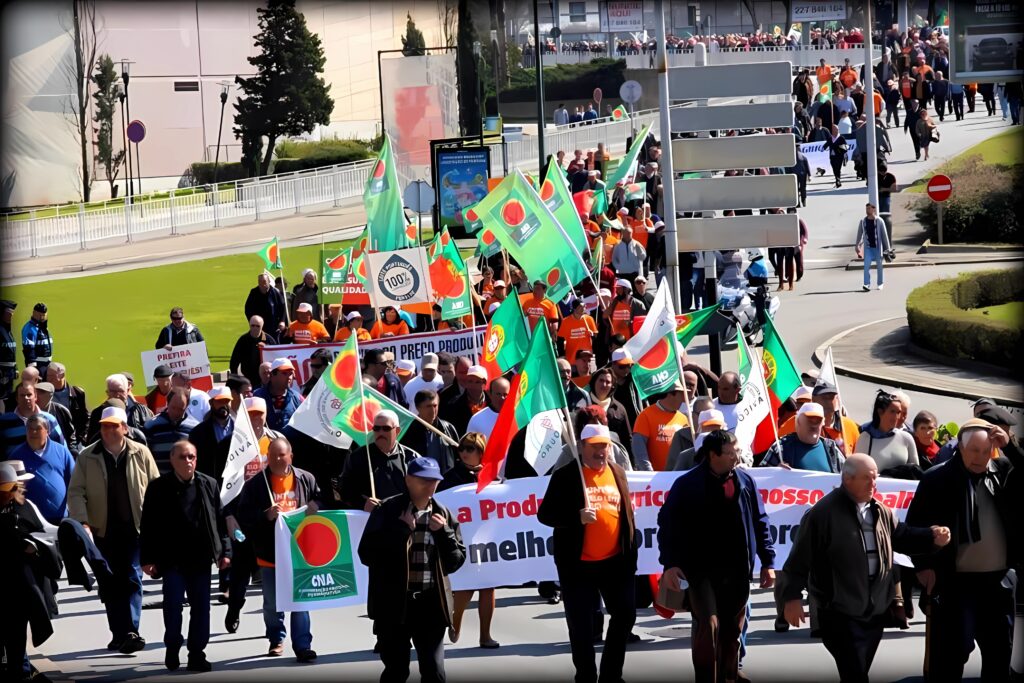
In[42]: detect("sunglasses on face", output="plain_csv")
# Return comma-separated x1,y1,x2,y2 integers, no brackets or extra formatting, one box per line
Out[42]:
310,363,327,370
372,425,394,432
171,317,183,321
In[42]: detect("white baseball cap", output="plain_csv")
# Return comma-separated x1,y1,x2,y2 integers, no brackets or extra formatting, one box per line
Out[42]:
798,402,825,419
421,353,439,371
296,303,313,314
271,358,295,373
208,386,232,403
345,311,363,321
395,359,417,377
598,288,612,298
698,409,727,428
493,280,506,289
611,349,634,365
99,406,128,425
245,396,267,414
792,385,813,403
615,279,631,289
466,365,489,381
580,424,612,444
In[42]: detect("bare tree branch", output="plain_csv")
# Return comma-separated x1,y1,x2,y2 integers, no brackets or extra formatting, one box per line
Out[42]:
59,0,101,202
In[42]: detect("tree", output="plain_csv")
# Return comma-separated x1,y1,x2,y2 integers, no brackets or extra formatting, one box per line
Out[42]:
92,55,125,198
233,0,334,177
60,0,99,202
402,13,427,56
456,0,481,137
437,0,457,48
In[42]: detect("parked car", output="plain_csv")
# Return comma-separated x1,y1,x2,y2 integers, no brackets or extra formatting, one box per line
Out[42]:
972,37,1015,70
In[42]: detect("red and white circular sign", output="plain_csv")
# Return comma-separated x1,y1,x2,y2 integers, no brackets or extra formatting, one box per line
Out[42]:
926,174,952,202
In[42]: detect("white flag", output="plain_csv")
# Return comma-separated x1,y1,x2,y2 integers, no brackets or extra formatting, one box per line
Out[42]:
524,409,564,475
365,247,434,308
732,331,772,466
287,375,355,450
221,404,261,506
624,278,676,360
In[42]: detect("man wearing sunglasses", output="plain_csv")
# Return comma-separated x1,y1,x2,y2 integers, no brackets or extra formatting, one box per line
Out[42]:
363,349,407,409
339,410,418,512
301,349,333,397
156,307,204,351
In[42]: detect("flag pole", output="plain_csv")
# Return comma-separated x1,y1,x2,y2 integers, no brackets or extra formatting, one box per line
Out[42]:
750,326,783,460
276,237,292,327
410,412,460,447
826,345,846,415
674,339,698,444
560,406,590,503
354,336,377,501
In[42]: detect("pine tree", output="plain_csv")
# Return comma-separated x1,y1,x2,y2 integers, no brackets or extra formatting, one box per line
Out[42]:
92,54,125,198
401,13,426,56
233,0,334,177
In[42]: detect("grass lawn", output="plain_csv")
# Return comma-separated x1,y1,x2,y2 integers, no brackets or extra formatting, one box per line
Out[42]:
971,301,1024,327
905,126,1024,193
1,241,349,400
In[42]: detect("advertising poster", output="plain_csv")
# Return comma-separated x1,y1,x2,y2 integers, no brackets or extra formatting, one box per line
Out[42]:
437,148,490,230
952,0,1023,81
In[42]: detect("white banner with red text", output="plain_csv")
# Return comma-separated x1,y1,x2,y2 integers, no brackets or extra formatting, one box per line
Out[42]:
140,341,213,391
261,326,485,386
272,468,918,610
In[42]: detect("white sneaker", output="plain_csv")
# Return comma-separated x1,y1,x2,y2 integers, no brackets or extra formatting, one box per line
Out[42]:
878,284,884,291
862,284,870,291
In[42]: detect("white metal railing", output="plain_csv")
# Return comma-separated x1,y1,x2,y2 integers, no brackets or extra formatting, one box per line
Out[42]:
624,44,883,69
2,110,669,260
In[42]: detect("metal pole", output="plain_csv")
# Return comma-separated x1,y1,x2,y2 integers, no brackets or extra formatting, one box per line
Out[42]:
656,0,680,312
864,2,880,211
898,0,909,34
134,142,143,196
213,88,228,184
377,50,386,136
937,204,943,244
533,0,546,171
119,92,133,199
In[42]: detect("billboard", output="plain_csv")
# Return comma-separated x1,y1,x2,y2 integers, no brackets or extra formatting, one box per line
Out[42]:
790,0,848,22
436,148,490,230
604,1,644,32
951,0,1023,82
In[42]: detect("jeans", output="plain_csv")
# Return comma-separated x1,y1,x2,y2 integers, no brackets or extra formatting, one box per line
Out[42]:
558,554,636,683
1010,98,1022,126
951,93,965,120
999,91,1009,118
260,567,312,651
862,246,884,287
94,533,143,639
162,567,211,656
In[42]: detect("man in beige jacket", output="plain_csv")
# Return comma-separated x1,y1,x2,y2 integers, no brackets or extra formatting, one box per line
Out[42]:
69,405,160,655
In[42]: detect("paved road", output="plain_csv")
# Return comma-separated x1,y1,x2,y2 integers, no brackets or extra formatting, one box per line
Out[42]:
24,101,1018,682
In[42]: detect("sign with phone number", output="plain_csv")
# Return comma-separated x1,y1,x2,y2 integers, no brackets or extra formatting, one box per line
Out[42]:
790,0,847,21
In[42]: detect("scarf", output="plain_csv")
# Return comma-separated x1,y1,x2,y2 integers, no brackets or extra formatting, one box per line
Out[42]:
954,454,998,545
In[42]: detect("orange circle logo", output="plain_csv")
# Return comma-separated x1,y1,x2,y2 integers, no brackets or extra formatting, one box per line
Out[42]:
484,325,505,363
294,516,341,567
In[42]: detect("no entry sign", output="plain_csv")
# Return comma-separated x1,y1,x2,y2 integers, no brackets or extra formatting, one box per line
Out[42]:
926,174,952,202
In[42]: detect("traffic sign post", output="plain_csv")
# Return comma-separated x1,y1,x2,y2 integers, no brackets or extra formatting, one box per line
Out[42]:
403,180,435,245
927,174,953,244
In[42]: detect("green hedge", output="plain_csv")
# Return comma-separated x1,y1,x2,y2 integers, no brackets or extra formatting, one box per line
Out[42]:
501,58,627,102
189,161,249,185
913,156,1022,244
906,269,1024,372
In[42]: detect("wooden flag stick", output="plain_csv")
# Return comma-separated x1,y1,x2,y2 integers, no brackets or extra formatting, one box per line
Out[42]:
354,336,377,500
560,406,591,505
410,411,460,448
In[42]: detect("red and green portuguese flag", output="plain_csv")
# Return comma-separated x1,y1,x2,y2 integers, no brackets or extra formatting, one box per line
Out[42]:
540,158,590,265
472,170,590,303
332,385,414,447
760,315,803,429
480,292,530,382
364,134,415,251
633,332,681,399
477,324,567,492
258,237,281,270
676,303,721,347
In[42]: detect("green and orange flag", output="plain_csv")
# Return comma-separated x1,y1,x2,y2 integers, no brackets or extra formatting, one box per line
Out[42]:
258,237,281,270
676,303,721,348
325,334,361,401
364,135,415,251
473,169,590,303
759,315,803,434
540,158,590,266
611,104,629,121
606,122,651,188
332,385,415,447
633,332,682,400
477,323,567,492
479,292,530,382
818,78,832,102
428,228,472,321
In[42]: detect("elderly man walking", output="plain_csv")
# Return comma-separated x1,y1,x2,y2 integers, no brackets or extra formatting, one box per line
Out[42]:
10,414,75,525
140,441,231,672
339,410,417,511
782,454,950,682
658,430,776,683
68,406,160,654
358,456,467,683
759,403,846,472
539,424,638,683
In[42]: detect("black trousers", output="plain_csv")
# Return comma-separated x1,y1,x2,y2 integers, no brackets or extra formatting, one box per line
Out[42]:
227,538,256,614
688,572,750,683
926,570,1014,682
558,554,637,683
820,608,886,683
377,589,448,683
935,96,947,120
1,611,29,679
830,155,844,184
951,94,965,120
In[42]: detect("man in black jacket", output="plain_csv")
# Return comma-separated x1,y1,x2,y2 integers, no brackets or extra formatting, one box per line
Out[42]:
236,437,321,661
658,430,776,683
339,410,416,511
45,361,89,442
244,273,288,336
906,419,1021,682
229,316,278,387
189,387,234,482
538,424,637,683
358,456,466,683
781,454,948,682
155,307,204,350
139,441,230,673
402,389,458,474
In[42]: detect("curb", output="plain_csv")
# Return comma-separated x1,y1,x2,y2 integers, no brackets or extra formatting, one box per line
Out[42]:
843,254,1024,271
811,316,1024,407
917,240,1024,255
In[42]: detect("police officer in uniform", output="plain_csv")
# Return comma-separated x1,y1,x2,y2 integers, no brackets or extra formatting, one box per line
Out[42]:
21,302,54,378
0,300,17,406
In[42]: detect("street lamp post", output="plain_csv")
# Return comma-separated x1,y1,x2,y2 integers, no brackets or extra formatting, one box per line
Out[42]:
533,0,546,171
118,89,132,199
120,59,138,200
473,41,483,147
213,81,232,184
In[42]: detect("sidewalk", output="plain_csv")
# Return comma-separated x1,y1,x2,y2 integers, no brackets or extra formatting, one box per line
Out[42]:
814,316,1024,407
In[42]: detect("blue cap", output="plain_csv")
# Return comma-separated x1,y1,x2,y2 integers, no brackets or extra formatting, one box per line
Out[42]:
407,456,444,481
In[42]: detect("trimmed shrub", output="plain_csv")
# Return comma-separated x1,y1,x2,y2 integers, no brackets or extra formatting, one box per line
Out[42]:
189,161,249,185
913,156,1023,244
273,139,371,162
906,269,1024,373
501,58,627,102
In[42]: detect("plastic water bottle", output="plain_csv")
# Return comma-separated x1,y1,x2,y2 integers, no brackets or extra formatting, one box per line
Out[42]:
233,528,246,543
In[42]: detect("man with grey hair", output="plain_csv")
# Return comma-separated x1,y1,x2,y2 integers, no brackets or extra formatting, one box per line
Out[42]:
339,409,417,512
906,418,1021,680
86,373,154,442
245,272,288,334
46,360,89,440
229,315,278,388
782,453,950,682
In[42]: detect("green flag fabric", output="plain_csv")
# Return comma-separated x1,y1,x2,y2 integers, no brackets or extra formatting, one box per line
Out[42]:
258,238,281,270
472,170,590,303
364,135,415,251
676,304,721,348
332,385,415,446
632,332,681,400
321,247,351,305
540,158,591,265
606,123,652,188
761,316,803,410
514,323,568,428
611,104,629,121
480,292,530,381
